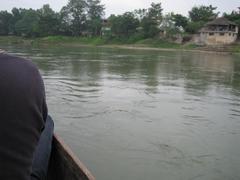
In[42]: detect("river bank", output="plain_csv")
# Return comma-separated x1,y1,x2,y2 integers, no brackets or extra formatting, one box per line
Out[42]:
0,36,240,54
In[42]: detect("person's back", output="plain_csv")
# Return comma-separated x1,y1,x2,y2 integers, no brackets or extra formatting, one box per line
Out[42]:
0,53,47,180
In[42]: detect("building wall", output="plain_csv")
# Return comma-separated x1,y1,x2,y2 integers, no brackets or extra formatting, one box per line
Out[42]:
235,26,239,33
199,32,238,45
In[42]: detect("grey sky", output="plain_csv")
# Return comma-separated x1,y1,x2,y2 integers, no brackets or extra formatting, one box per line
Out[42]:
0,0,239,17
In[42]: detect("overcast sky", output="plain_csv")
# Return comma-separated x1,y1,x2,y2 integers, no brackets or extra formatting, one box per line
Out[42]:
0,0,239,17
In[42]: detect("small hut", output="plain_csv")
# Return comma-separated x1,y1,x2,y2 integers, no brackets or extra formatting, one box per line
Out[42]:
198,17,238,45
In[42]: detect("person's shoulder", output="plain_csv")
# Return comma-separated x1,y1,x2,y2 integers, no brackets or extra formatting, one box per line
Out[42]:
0,53,38,72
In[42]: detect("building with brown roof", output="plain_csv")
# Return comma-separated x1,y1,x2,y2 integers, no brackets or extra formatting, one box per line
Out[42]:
197,17,238,45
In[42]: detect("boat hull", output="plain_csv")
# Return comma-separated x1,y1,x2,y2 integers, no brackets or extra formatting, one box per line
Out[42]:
47,135,95,180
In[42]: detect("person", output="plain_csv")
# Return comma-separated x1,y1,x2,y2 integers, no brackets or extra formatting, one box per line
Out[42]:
0,53,54,180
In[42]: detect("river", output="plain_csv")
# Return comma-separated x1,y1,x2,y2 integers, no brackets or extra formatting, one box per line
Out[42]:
1,44,240,180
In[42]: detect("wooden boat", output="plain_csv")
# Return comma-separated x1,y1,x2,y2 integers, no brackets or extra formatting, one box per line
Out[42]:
47,134,95,180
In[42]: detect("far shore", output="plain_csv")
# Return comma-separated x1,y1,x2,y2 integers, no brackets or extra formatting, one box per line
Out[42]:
99,45,237,55
0,36,240,55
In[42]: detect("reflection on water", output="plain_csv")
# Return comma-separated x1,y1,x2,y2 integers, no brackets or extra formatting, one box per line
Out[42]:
1,44,240,180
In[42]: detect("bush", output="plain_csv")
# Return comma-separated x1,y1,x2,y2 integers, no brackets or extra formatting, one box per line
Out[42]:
185,21,205,34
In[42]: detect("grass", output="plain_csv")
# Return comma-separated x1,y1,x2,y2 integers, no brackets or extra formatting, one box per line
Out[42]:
39,36,107,45
135,38,182,49
0,35,105,46
183,43,200,49
0,35,189,49
231,44,240,53
0,36,25,43
1,35,240,53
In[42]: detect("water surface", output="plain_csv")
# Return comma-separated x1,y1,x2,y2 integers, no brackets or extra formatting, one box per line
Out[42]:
1,44,240,180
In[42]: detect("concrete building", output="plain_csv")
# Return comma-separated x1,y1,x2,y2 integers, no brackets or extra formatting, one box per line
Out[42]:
197,17,238,45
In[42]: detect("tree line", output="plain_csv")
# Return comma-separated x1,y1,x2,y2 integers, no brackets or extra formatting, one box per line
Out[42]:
0,0,239,39
0,0,104,37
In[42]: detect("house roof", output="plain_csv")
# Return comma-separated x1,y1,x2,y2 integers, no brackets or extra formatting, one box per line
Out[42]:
206,17,237,26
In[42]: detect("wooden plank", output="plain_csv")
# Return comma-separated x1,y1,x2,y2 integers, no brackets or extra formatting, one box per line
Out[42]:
47,134,95,180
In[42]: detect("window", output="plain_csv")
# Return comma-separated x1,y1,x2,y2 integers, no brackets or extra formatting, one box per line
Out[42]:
220,33,225,36
209,32,214,36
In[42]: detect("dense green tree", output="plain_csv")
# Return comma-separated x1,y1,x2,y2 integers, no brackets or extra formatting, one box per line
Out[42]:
185,5,219,34
0,11,12,35
224,12,240,24
61,0,88,36
86,0,105,36
141,17,158,38
141,2,163,38
0,1,232,39
134,9,148,21
15,9,40,37
189,5,218,22
38,4,60,36
224,11,240,35
171,13,189,31
59,6,72,35
185,21,205,34
160,13,181,36
8,8,22,35
109,12,139,38
148,2,163,22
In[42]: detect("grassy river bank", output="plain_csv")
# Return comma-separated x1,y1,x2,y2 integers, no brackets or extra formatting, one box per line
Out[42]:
1,36,240,54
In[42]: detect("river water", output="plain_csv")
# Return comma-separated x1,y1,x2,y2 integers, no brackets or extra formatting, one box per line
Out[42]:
1,44,240,180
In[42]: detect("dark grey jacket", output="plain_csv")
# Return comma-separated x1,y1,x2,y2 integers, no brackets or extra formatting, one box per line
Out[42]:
0,54,47,180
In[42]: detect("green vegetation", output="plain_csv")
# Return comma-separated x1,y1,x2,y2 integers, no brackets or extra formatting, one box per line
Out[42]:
224,11,240,37
40,36,106,45
0,0,240,49
0,1,227,37
135,39,182,48
232,44,240,53
185,5,219,33
2,35,240,53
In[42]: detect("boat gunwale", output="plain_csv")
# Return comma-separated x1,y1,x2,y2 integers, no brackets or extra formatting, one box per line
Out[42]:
52,134,95,180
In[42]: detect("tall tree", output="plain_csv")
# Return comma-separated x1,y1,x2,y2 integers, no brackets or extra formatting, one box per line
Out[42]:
141,2,163,38
186,5,218,33
189,5,218,22
87,0,105,36
0,11,12,35
59,6,72,35
61,0,88,36
38,4,60,36
8,8,22,35
15,9,40,37
224,10,240,36
109,12,139,38
171,13,189,31
160,13,181,36
148,2,163,22
134,9,148,21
